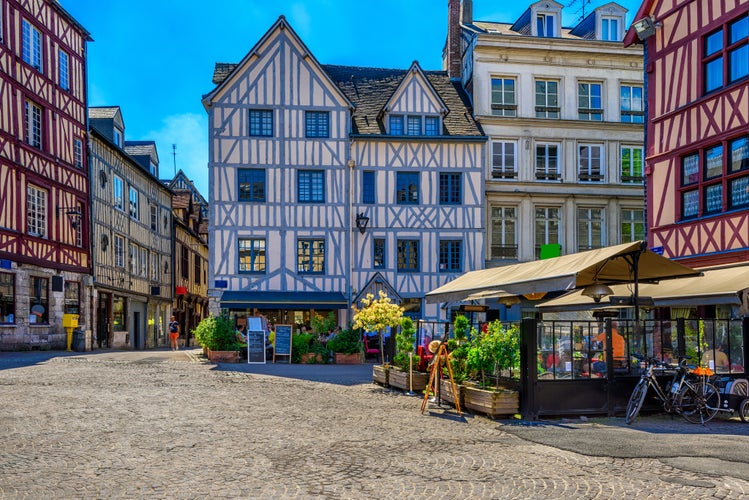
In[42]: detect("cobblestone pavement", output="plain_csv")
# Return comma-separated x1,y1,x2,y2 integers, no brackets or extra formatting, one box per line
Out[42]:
0,349,748,499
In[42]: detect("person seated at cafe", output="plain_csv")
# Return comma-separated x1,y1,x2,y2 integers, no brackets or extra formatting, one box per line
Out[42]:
701,343,729,372
595,323,626,368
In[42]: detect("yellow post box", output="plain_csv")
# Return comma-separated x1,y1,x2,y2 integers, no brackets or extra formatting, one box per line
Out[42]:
62,314,79,351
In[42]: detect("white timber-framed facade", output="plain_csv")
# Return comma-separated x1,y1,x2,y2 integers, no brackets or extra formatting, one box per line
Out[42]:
203,17,486,327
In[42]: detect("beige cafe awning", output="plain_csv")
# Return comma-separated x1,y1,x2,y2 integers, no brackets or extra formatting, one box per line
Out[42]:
538,263,749,312
425,241,700,304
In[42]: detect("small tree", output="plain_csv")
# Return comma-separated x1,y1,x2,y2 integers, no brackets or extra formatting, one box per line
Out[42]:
352,291,404,363
466,321,520,388
446,315,473,383
192,315,238,352
393,316,420,371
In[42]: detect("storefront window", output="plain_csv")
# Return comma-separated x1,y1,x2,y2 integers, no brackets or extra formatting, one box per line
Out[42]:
29,276,48,324
64,281,80,315
0,273,15,324
113,296,126,330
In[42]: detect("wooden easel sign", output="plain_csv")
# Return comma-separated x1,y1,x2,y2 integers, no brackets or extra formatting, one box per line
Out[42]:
273,324,292,363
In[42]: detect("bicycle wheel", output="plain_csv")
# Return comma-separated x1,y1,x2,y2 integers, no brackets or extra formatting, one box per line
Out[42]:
678,381,720,424
625,380,648,424
739,399,749,423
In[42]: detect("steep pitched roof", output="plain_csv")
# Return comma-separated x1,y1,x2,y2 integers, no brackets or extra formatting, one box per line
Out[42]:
323,64,483,137
88,106,119,119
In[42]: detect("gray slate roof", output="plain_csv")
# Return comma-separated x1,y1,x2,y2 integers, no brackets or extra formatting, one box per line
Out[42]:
88,106,119,119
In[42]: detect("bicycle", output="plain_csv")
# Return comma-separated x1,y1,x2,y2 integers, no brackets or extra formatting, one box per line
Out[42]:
625,356,721,425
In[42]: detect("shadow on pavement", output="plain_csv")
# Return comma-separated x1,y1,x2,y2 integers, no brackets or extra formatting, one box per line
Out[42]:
209,360,376,387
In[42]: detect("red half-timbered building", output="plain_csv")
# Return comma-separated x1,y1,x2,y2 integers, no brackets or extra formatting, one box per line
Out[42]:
625,0,749,266
0,0,92,349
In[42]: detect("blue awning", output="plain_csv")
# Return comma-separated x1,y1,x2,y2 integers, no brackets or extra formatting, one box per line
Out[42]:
220,291,348,310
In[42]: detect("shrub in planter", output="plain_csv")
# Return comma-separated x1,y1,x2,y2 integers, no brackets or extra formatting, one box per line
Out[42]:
193,315,240,352
466,321,520,388
327,328,362,355
292,333,315,363
393,316,420,372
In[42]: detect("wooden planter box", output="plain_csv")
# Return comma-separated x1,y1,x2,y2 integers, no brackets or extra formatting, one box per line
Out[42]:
438,378,465,408
388,367,427,392
463,384,519,418
372,364,389,386
334,352,363,364
207,350,240,363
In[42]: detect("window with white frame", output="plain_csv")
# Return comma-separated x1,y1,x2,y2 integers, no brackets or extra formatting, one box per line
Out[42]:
128,186,139,219
536,13,557,37
491,78,516,117
73,138,83,168
150,205,157,231
75,202,83,248
491,141,516,179
59,49,70,90
578,144,604,182
114,235,125,267
26,185,46,238
578,82,602,121
25,99,42,149
601,17,620,41
491,206,517,260
621,208,645,243
535,206,560,259
113,128,123,148
22,19,42,71
577,207,603,251
129,242,137,273
140,247,148,277
535,80,559,118
113,174,124,211
151,251,158,281
620,85,644,123
621,146,644,183
535,143,560,180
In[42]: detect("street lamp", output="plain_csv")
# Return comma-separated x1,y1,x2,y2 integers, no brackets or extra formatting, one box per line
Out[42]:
57,206,82,230
355,212,370,234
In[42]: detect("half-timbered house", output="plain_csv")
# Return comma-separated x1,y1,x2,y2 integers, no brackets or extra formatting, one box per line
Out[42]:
0,0,92,349
203,17,486,326
89,106,173,349
624,0,749,266
446,0,645,320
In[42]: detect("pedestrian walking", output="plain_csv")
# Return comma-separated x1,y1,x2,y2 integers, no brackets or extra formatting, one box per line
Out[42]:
169,316,180,351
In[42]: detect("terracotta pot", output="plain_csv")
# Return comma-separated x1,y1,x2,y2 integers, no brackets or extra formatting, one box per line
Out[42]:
300,353,324,364
372,364,390,386
463,383,519,418
388,367,427,392
334,352,362,364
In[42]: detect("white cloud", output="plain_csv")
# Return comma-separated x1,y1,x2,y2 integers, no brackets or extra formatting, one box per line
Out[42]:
143,113,209,197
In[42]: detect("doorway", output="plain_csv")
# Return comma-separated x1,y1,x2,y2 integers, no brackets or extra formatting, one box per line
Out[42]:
97,294,111,348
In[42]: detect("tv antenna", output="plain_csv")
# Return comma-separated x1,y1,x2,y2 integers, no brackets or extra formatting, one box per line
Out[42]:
567,0,591,23
172,144,177,177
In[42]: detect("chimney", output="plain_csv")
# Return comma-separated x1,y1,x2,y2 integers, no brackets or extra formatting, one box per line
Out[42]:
461,0,472,25
447,0,462,79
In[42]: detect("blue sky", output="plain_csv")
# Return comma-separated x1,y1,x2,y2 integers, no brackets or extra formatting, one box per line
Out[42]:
60,0,642,197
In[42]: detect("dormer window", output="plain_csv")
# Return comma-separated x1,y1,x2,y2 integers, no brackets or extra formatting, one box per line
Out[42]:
601,17,620,41
537,13,556,37
388,114,441,136
113,129,123,148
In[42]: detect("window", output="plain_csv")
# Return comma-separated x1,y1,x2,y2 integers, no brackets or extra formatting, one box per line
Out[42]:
194,255,201,285
149,161,157,177
621,208,645,243
113,174,124,211
59,49,69,90
621,146,644,183
536,144,560,180
535,207,560,259
180,244,189,279
151,252,159,281
535,80,559,119
682,154,699,185
25,100,42,149
731,136,749,173
406,116,422,136
249,109,273,137
439,173,461,205
0,273,15,324
397,239,419,272
113,296,126,330
129,243,137,273
537,13,556,37
730,176,749,208
239,238,266,273
297,239,325,274
620,85,644,123
396,172,419,204
113,128,122,148
601,17,620,41
362,171,375,204
305,111,329,138
389,114,439,135
140,247,148,277
705,145,723,179
491,78,516,117
75,201,83,248
425,117,440,136
73,138,83,168
439,240,462,272
150,205,157,231
29,277,48,324
298,170,325,203
704,15,749,93
64,281,79,315
114,235,125,268
577,207,603,251
491,141,517,179
22,19,42,71
389,115,404,135
578,82,602,121
27,185,47,238
373,238,385,269
128,186,139,219
704,183,723,214
578,144,603,182
491,206,517,259
682,189,699,219
238,169,266,202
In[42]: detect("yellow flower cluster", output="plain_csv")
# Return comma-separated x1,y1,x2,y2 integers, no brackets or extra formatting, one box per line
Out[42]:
352,291,404,332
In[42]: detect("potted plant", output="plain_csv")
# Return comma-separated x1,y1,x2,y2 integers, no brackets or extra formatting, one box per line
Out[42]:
388,317,426,392
327,328,363,364
292,332,314,363
462,321,520,418
439,315,472,407
352,291,404,379
192,315,242,363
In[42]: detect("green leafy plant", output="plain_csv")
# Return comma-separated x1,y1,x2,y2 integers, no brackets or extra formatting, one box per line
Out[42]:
192,315,239,352
352,291,404,362
466,321,520,388
446,315,473,383
393,316,420,371
327,328,362,354
311,312,337,337
291,333,315,363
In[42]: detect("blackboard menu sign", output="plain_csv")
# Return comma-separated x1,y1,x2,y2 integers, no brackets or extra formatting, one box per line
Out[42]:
246,330,266,364
273,324,292,363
